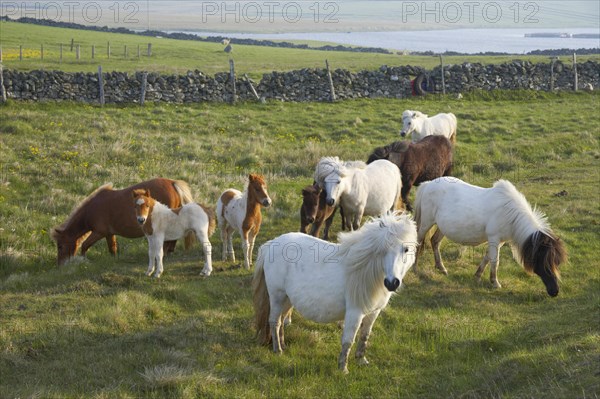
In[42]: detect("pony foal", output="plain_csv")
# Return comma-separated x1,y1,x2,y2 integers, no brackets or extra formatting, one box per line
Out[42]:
414,177,566,296
133,189,216,278
253,212,417,373
217,174,272,270
299,183,342,240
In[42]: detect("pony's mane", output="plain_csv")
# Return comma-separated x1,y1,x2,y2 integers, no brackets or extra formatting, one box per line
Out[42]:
492,180,560,273
314,156,344,184
337,212,417,311
368,141,409,164
249,173,266,186
493,180,551,241
52,183,114,239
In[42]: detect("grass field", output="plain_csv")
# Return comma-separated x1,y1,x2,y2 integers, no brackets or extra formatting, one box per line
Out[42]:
2,20,599,79
1,89,599,398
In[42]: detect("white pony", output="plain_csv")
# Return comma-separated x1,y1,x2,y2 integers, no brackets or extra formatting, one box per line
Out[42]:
253,212,417,373
314,157,402,230
133,189,216,278
216,174,272,270
400,110,457,144
414,177,566,297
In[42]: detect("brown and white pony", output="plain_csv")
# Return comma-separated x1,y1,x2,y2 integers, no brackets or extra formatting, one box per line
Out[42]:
216,174,272,270
51,178,193,265
133,189,216,277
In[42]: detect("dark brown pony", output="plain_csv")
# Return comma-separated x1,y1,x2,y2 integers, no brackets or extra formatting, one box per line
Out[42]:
367,135,453,211
51,178,194,265
300,183,343,241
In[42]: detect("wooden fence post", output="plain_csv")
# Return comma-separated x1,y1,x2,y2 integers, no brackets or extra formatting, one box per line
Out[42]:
439,54,446,95
572,53,578,91
107,42,111,59
325,59,336,102
244,74,260,101
140,72,148,106
124,45,128,58
147,43,152,57
229,59,237,104
70,38,74,52
59,43,63,63
41,44,44,60
98,65,105,106
92,45,95,59
76,45,80,60
19,45,22,61
0,64,7,104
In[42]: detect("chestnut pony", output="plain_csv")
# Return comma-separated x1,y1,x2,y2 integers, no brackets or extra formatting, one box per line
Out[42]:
217,174,272,270
52,178,193,265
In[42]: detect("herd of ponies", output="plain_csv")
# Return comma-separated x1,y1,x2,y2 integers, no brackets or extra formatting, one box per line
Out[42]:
51,109,567,373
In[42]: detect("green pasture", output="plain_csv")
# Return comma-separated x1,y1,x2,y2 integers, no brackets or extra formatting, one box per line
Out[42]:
2,20,599,79
0,90,599,398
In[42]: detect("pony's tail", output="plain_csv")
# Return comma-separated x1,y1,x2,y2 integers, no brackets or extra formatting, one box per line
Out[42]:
449,113,458,145
199,204,217,237
173,180,194,204
413,184,434,256
173,180,196,249
253,247,272,345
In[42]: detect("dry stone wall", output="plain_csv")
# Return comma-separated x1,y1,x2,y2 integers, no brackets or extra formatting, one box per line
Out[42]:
2,61,598,104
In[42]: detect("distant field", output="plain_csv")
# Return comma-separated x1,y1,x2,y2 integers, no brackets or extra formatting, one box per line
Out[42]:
2,20,598,79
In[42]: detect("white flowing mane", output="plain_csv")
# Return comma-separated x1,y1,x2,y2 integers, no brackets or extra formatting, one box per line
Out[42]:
492,180,552,266
337,212,416,311
314,157,367,186
493,180,551,244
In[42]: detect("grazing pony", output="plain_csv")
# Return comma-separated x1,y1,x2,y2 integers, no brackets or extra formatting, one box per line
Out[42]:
253,212,417,373
367,135,454,211
400,110,457,144
133,189,216,278
414,177,567,297
300,183,342,241
52,178,193,265
217,174,272,270
314,157,402,230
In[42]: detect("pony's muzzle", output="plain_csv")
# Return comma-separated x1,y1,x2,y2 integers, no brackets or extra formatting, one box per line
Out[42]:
305,216,315,224
326,198,335,207
137,216,146,225
399,131,406,137
384,277,400,292
262,198,272,207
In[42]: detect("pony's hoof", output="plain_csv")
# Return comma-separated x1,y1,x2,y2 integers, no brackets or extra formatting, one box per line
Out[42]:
200,271,211,277
492,281,502,289
357,357,369,366
340,367,350,375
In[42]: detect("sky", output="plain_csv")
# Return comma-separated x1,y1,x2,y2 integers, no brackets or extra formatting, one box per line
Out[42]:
2,1,600,32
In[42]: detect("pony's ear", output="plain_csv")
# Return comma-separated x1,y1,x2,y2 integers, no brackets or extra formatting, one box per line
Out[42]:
50,228,62,241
